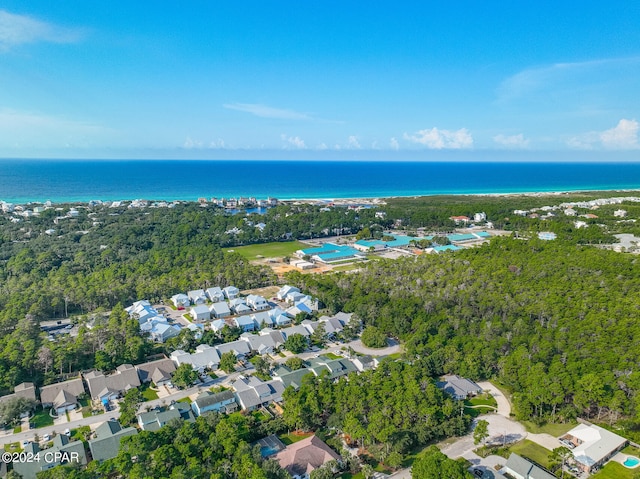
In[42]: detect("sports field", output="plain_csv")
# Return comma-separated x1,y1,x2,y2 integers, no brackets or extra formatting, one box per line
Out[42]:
224,241,309,260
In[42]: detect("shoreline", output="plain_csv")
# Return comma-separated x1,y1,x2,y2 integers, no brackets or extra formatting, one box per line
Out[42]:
3,187,640,208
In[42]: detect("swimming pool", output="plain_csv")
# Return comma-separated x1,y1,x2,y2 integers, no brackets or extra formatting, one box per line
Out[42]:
623,456,640,468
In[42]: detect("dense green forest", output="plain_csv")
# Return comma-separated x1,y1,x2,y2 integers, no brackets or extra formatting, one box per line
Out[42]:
282,360,471,459
287,236,640,435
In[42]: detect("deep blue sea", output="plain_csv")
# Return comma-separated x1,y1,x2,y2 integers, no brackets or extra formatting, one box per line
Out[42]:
1,159,640,204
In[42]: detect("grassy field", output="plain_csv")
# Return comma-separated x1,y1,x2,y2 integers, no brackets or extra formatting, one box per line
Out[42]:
506,439,552,468
279,431,313,445
521,420,577,436
332,264,362,272
592,461,636,479
224,241,309,260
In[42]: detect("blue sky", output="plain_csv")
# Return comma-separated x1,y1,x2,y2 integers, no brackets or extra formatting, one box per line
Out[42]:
1,2,640,160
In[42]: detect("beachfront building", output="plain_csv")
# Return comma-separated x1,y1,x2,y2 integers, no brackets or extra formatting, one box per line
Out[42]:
559,424,628,473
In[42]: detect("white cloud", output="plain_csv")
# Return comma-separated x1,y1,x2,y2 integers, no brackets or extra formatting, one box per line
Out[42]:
209,138,225,149
567,119,639,150
497,57,640,103
493,133,530,149
183,137,202,149
0,10,83,50
389,137,399,150
316,142,328,150
280,134,306,149
224,103,312,120
347,135,361,149
403,127,473,149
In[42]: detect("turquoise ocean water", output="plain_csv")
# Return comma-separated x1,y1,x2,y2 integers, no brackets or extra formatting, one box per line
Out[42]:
0,159,639,204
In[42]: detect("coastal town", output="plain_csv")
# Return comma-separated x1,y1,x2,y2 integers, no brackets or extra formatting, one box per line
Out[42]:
0,192,639,478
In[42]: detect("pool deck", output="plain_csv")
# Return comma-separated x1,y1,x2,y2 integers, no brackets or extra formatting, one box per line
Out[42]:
611,452,640,468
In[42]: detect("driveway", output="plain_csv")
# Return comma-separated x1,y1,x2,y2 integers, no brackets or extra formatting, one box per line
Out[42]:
345,338,402,356
477,382,511,417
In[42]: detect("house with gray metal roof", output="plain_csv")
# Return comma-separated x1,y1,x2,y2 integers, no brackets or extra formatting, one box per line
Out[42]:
88,419,137,462
187,289,207,305
223,286,240,299
240,332,277,355
190,304,211,322
306,356,358,381
234,314,257,332
191,390,238,416
210,301,231,319
436,374,483,400
215,339,252,359
232,376,285,411
504,453,557,479
252,311,275,328
247,294,270,311
138,402,195,431
206,286,225,303
277,285,299,301
171,293,190,309
170,344,220,373
273,366,314,390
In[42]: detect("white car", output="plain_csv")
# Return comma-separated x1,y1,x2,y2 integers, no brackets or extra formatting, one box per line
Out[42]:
42,434,51,441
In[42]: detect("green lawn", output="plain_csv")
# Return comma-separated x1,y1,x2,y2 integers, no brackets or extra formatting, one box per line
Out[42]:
13,426,21,434
332,264,362,272
140,384,159,401
224,241,309,260
592,461,636,479
252,410,271,422
465,394,498,408
5,442,21,452
31,409,54,428
324,352,342,360
176,397,191,404
506,439,552,468
521,420,577,436
279,432,313,445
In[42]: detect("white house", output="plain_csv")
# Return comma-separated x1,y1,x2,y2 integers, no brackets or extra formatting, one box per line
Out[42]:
234,315,256,332
187,289,207,305
223,286,240,299
171,344,220,373
211,319,228,332
190,305,211,322
171,293,190,309
277,285,299,301
252,311,275,329
246,294,269,311
205,287,225,302
210,301,231,319
150,322,181,343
